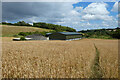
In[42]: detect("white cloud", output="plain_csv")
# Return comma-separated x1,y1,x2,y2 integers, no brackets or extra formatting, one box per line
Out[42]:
81,3,113,21
20,2,118,30
3,2,118,31
2,0,119,2
74,6,83,12
2,0,82,2
118,14,120,17
83,3,109,15
102,19,118,28
111,2,118,12
82,14,113,20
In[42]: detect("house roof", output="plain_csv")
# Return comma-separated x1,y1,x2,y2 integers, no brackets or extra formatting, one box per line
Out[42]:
58,32,82,35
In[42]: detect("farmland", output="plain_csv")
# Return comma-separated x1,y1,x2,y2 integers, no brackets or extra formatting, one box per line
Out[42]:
2,38,118,78
1,25,52,37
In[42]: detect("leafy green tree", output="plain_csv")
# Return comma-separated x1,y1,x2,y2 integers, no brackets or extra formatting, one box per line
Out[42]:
2,22,13,25
14,21,32,26
111,29,120,39
33,22,76,32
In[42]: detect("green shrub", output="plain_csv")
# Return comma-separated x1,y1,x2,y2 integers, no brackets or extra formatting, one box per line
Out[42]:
14,21,32,26
18,32,27,36
18,32,33,36
13,34,20,37
20,36,26,41
110,29,120,39
18,31,52,37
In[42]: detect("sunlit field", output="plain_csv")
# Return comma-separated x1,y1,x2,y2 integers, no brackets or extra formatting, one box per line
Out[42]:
1,25,51,37
94,39,118,78
2,38,118,78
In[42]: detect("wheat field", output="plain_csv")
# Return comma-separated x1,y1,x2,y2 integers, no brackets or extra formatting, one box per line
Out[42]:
93,39,118,78
2,38,118,78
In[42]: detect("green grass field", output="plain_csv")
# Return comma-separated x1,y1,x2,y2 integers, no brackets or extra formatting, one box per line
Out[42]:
1,25,52,37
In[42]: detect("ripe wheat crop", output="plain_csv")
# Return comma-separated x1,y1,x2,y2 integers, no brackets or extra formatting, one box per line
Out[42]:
2,38,118,78
93,39,118,78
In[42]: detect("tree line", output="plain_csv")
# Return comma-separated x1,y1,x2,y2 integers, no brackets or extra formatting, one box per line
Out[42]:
33,22,76,32
17,31,55,37
79,28,120,39
2,21,76,32
2,21,32,26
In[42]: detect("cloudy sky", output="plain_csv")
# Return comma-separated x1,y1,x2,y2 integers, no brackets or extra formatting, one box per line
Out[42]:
2,2,118,31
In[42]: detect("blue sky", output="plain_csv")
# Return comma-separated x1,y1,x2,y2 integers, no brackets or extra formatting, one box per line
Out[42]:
2,2,118,31
72,2,118,29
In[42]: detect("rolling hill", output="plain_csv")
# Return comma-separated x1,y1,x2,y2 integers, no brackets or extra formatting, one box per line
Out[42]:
1,25,53,37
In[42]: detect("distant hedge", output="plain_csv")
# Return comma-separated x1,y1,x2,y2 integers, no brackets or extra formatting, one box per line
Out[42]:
2,22,14,25
33,22,76,32
18,31,56,37
2,21,32,26
2,21,76,32
14,21,32,26
111,29,120,39
79,28,120,39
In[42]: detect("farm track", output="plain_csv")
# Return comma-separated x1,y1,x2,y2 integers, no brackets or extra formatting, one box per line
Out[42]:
90,44,103,78
93,39,118,78
2,38,118,78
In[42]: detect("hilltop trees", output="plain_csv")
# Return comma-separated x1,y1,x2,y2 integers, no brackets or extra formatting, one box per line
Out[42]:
2,21,32,26
33,22,76,32
2,21,76,32
111,29,120,39
79,28,120,39
14,21,32,26
2,22,13,25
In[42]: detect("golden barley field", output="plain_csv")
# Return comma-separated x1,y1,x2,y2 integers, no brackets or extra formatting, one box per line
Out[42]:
2,37,118,78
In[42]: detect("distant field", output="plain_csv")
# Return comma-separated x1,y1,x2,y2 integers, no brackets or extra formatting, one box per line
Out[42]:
1,25,52,37
2,38,118,78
